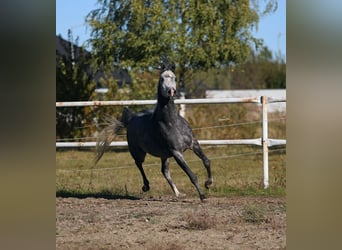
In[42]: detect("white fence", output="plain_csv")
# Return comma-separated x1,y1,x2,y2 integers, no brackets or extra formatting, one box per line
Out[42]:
206,89,286,113
56,96,286,189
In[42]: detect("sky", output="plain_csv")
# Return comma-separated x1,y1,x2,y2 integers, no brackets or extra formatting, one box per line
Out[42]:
56,0,286,60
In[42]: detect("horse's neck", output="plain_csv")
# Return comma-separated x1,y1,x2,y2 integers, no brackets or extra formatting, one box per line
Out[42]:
154,98,178,123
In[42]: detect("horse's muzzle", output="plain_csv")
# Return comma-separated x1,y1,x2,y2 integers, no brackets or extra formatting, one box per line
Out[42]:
168,88,176,97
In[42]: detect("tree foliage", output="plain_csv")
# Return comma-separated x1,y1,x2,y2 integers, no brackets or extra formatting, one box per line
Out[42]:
82,69,159,138
56,34,96,140
172,46,285,97
230,46,286,89
86,0,277,91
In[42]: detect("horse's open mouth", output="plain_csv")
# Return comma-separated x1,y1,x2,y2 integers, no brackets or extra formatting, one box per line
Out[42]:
168,88,176,97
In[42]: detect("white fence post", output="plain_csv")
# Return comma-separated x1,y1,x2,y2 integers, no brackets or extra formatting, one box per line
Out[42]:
179,92,186,118
262,96,269,189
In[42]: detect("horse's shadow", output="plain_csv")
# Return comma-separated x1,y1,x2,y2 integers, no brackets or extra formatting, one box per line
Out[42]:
56,190,141,200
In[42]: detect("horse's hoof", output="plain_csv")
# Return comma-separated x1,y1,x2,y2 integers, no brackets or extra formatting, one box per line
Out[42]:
177,192,186,199
205,179,213,189
142,185,150,192
199,194,206,201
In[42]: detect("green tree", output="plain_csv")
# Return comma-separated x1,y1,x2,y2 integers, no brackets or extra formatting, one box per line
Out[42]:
82,69,159,137
56,33,96,140
86,0,277,93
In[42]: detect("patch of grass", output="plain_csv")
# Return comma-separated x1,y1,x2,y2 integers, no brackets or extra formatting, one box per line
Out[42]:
184,210,216,230
241,204,267,224
56,144,285,198
211,185,285,197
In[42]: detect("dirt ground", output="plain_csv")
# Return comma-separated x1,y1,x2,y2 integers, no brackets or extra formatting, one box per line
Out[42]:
56,196,286,249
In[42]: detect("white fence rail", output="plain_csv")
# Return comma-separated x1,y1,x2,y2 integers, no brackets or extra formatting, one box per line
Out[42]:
56,96,286,189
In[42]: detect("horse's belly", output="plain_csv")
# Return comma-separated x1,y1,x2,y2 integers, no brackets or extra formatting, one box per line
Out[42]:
142,140,173,158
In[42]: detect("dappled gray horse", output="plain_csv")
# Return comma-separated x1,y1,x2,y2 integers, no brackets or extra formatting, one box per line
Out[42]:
95,61,213,200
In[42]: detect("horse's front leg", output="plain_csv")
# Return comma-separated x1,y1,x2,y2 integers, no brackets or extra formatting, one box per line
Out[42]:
172,151,206,201
161,157,186,199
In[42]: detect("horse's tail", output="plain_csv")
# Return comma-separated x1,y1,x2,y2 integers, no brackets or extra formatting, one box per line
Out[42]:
93,119,123,166
94,107,134,165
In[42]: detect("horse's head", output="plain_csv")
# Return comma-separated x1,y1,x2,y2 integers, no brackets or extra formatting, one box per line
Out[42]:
158,60,177,99
159,70,177,99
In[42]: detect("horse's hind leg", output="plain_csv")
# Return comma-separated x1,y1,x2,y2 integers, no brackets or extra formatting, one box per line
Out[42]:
192,140,213,189
135,161,150,192
130,147,150,192
161,157,185,198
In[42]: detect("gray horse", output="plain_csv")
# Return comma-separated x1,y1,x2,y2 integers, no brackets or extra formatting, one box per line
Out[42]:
95,61,213,201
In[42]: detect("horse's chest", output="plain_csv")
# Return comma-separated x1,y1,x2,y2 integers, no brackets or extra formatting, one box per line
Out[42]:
158,120,179,135
158,122,191,148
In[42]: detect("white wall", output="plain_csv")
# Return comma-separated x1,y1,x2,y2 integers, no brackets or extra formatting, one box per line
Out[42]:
206,89,286,113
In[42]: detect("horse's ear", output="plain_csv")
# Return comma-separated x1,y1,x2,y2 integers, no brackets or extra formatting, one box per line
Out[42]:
170,61,176,72
160,57,176,72
160,62,166,72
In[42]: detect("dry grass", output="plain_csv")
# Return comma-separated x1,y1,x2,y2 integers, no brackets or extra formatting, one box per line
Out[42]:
57,151,285,198
241,204,267,224
56,105,286,198
184,210,217,230
56,144,285,198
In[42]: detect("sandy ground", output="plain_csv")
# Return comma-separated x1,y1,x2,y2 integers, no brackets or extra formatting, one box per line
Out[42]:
56,196,286,249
